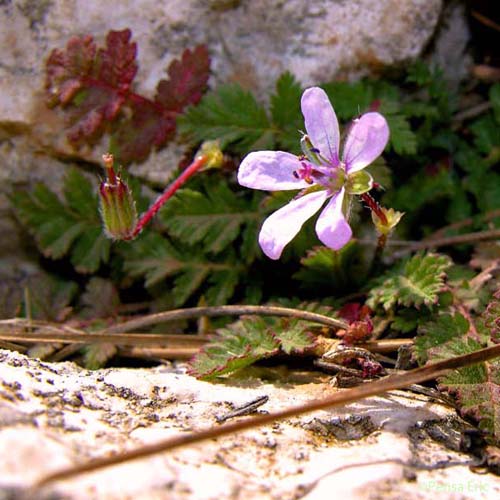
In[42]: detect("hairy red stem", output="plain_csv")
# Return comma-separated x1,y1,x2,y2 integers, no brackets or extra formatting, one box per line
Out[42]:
360,193,388,225
129,155,207,239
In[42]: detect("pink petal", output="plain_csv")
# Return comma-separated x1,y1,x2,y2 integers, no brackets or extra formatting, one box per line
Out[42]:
301,87,340,165
342,112,389,173
238,151,310,191
259,190,329,260
315,187,352,250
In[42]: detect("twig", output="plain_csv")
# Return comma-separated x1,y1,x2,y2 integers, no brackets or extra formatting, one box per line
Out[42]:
34,343,500,488
471,10,500,33
95,305,349,334
0,321,411,354
389,228,500,260
425,209,500,240
117,346,201,361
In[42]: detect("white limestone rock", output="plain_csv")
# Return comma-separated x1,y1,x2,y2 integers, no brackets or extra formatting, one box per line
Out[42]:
0,349,498,499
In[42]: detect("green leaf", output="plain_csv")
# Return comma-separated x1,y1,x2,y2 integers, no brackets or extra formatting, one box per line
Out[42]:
158,177,262,258
379,100,417,155
367,253,452,311
83,343,117,370
389,167,456,212
122,232,242,306
22,272,78,322
391,308,427,334
177,84,272,153
270,72,303,151
414,313,469,364
188,317,281,379
481,291,500,345
293,243,364,293
188,304,324,379
469,115,500,157
10,168,110,273
490,83,500,124
322,81,373,120
80,277,120,319
430,337,500,442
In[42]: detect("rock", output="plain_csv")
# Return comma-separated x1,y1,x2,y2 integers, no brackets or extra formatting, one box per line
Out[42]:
0,0,444,175
1,349,499,499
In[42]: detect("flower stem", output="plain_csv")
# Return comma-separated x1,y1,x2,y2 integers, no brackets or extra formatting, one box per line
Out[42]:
128,154,207,239
360,192,387,225
361,193,388,274
370,233,387,275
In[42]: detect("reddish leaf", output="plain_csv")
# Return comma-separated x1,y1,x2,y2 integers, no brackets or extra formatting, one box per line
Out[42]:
156,45,210,113
336,302,374,345
45,35,96,106
112,100,176,163
485,290,500,344
44,29,210,163
96,29,138,88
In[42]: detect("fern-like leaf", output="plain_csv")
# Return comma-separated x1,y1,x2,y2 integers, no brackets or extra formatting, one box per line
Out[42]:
430,337,500,442
367,253,452,311
414,313,469,364
122,233,241,306
189,303,329,379
158,177,263,258
178,84,272,152
10,169,110,273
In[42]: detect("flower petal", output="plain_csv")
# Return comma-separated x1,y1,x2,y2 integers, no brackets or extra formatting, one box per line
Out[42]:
315,187,352,250
342,112,389,173
301,87,340,165
238,151,310,191
259,190,329,260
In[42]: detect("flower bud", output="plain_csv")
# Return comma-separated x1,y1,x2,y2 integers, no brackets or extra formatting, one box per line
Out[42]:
371,207,404,236
98,154,137,240
195,140,224,170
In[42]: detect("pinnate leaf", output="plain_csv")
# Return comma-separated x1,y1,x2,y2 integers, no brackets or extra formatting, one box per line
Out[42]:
431,337,500,442
45,29,210,163
482,290,500,344
414,313,469,364
122,233,241,306
178,84,272,152
46,35,96,106
96,29,138,87
158,177,262,257
156,45,210,113
189,305,324,379
112,100,176,164
270,72,303,151
10,168,110,273
367,253,452,311
83,343,118,370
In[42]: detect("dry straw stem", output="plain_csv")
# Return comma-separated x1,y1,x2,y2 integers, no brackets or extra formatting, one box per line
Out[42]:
34,343,500,489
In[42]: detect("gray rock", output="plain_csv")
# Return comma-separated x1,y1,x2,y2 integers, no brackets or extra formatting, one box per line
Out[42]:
1,349,499,499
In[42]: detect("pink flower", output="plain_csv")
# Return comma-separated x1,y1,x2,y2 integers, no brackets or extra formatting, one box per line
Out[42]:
238,87,389,260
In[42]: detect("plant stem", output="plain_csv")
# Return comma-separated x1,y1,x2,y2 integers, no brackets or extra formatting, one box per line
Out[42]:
97,305,350,333
129,155,207,239
370,233,387,276
34,343,500,487
360,192,387,225
360,193,388,273
389,228,500,260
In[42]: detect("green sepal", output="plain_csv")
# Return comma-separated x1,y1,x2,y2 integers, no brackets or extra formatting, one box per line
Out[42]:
345,170,373,195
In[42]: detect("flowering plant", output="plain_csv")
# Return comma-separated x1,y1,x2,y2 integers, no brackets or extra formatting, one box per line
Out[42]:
238,87,389,259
